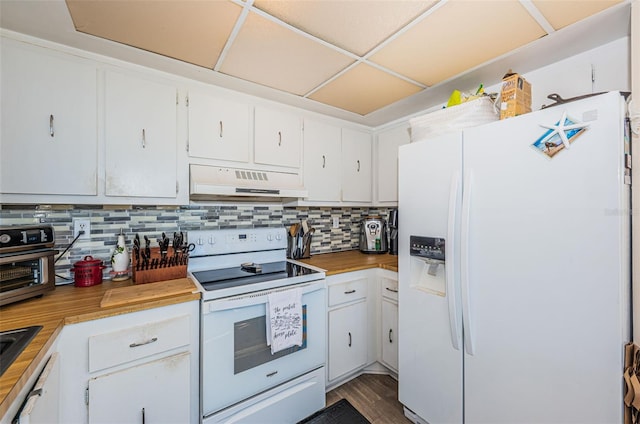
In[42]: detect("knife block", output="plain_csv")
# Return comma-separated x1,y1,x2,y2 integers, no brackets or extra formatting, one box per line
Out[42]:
131,247,188,285
287,232,312,259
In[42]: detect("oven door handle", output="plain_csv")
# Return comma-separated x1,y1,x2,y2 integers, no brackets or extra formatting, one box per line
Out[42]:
204,280,326,313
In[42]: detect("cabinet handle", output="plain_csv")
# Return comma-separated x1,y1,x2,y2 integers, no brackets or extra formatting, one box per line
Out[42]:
348,332,352,347
142,129,146,149
357,160,360,172
278,131,282,146
322,155,326,168
49,114,55,137
266,370,278,377
344,289,356,294
129,337,157,348
219,120,223,138
389,329,393,343
142,407,145,424
385,287,398,293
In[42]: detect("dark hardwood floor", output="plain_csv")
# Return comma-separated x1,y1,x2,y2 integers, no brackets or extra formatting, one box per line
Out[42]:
326,374,411,424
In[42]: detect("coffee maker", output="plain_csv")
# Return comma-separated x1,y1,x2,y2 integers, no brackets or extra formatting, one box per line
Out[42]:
359,216,388,254
388,209,398,255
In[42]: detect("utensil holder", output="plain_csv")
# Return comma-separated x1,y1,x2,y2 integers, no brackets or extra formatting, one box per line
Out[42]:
287,232,312,259
131,247,188,284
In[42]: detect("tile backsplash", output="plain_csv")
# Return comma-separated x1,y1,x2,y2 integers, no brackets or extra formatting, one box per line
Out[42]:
0,205,392,283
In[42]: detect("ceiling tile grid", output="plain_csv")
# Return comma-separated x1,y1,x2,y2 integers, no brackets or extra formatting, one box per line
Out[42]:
63,0,625,116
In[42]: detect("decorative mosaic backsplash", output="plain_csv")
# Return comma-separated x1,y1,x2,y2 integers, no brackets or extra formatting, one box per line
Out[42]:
0,205,392,284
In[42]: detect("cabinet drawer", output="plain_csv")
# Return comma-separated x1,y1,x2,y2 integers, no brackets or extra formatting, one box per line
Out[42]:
328,278,367,307
380,278,398,302
89,314,190,373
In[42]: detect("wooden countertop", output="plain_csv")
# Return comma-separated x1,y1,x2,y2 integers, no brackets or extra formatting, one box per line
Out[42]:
1,251,395,417
298,250,398,275
0,278,200,418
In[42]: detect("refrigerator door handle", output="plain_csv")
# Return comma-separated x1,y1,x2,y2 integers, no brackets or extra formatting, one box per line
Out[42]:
461,169,475,355
446,171,462,351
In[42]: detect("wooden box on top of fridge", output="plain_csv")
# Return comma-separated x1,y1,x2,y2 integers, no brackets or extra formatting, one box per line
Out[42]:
500,71,531,119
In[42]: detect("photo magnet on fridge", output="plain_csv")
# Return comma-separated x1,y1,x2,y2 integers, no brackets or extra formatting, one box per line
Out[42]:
532,111,590,158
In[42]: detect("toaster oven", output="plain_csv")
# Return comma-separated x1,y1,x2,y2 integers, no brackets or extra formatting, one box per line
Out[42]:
0,225,57,306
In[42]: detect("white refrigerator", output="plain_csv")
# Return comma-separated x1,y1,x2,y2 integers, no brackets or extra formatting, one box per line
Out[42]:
398,91,630,424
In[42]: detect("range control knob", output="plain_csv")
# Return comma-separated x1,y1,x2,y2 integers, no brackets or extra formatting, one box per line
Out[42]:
0,234,10,244
267,234,273,241
197,237,204,245
208,237,216,245
275,233,282,241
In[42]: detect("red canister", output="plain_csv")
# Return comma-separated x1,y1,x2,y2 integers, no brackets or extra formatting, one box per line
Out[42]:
71,255,106,287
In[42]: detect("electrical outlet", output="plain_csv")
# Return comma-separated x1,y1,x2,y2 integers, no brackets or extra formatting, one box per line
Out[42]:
333,217,339,228
73,218,91,239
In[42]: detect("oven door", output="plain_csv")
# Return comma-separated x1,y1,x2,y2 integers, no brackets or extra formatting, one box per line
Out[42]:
202,280,326,417
0,249,55,306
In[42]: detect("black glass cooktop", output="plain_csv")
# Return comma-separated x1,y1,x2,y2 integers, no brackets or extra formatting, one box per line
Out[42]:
193,261,319,291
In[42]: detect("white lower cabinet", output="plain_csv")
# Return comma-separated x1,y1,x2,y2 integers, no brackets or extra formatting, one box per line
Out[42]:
328,301,368,381
326,269,399,387
57,301,199,424
380,274,399,373
327,274,370,383
88,352,190,423
15,353,61,424
381,300,399,372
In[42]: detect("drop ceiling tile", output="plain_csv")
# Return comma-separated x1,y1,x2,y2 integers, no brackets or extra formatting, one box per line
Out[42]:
308,63,423,115
65,0,241,69
219,11,355,96
369,0,547,86
532,0,623,30
253,0,438,56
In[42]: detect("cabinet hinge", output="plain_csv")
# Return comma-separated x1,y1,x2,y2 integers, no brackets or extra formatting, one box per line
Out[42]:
176,91,179,106
85,386,89,405
186,95,189,107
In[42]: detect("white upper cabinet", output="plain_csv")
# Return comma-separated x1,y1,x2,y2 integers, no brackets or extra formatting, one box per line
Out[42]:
341,128,372,202
187,91,250,163
376,124,410,204
0,39,97,196
254,106,302,168
104,70,178,198
303,119,342,202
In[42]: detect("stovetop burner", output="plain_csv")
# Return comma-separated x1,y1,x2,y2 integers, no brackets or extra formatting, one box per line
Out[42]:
187,228,324,300
193,261,319,292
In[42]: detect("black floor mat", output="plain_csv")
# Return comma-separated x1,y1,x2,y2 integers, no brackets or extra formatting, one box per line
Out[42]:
297,399,371,424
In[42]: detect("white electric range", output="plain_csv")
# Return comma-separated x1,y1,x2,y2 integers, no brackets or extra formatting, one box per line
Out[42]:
187,227,327,423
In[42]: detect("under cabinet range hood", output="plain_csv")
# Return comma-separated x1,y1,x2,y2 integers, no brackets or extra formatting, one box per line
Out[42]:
189,164,308,201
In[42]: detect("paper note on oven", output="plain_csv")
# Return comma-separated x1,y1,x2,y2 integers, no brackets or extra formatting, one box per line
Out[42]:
266,287,303,354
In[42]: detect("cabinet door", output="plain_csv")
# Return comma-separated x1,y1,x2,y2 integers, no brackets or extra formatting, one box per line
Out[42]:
381,299,399,372
104,70,177,198
303,119,342,201
254,106,301,168
328,300,367,381
17,353,61,424
187,92,250,162
1,40,97,195
88,352,190,424
341,128,372,202
376,125,410,203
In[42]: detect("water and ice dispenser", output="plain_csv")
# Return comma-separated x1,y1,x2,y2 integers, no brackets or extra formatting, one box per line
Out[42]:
409,236,447,296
